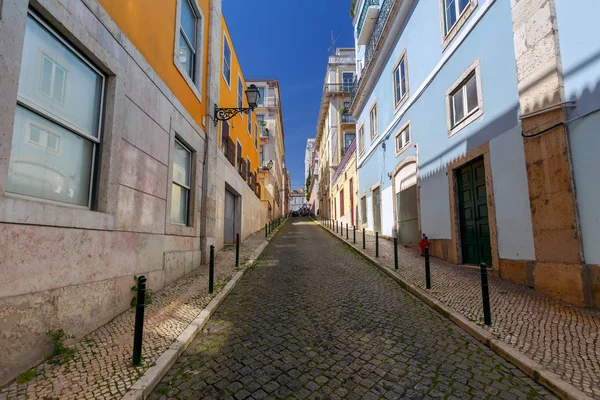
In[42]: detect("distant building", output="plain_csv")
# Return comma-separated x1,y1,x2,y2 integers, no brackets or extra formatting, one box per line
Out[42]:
289,189,306,212
305,138,315,183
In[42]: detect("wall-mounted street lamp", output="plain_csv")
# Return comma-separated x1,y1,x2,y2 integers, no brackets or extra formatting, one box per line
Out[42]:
214,84,261,126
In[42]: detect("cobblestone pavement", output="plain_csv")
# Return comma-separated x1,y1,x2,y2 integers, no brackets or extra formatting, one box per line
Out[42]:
0,228,270,400
150,217,556,400
319,219,600,398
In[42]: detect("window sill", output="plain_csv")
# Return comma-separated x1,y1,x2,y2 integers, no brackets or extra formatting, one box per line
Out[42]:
440,0,477,52
393,92,410,114
448,107,483,137
0,194,115,230
395,142,412,158
173,57,203,104
165,219,199,237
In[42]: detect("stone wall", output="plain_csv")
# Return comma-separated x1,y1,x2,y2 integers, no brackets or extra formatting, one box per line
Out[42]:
0,0,211,384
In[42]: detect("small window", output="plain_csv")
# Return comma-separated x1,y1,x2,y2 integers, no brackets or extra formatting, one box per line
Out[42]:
443,0,470,35
450,72,478,128
179,0,197,81
395,124,411,155
369,104,378,139
171,139,192,225
257,114,266,137
342,72,354,92
247,111,251,133
393,55,408,107
343,133,355,155
257,87,265,106
358,125,365,154
237,76,243,110
260,145,264,167
40,54,66,104
222,36,231,87
254,123,258,148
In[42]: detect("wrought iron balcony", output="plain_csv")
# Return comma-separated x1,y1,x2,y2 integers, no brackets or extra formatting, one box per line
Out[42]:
323,83,355,95
356,0,380,44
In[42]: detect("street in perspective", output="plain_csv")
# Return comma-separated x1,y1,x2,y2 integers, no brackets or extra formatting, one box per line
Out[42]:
1,0,600,399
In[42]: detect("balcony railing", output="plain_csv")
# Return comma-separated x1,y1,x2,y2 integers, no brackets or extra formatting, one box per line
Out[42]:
257,97,279,108
356,0,379,38
324,83,354,95
341,114,356,123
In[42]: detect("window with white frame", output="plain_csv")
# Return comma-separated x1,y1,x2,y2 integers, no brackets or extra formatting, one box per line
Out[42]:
393,55,408,107
358,125,365,154
342,72,354,92
7,11,104,207
260,145,264,167
257,114,266,137
237,76,243,110
254,122,258,148
369,104,378,139
257,87,265,106
171,139,192,225
178,0,198,81
449,70,479,129
222,35,231,87
443,0,471,35
247,111,251,133
395,124,411,154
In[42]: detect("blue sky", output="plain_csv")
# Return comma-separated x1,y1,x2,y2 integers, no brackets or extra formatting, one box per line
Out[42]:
223,0,355,190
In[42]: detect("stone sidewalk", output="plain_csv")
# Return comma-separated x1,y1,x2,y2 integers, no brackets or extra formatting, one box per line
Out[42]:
0,228,272,400
319,220,600,399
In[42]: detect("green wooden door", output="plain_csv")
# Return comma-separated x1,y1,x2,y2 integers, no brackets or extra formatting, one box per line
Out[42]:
457,158,492,265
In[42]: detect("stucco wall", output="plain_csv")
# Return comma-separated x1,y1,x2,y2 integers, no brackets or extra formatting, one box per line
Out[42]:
419,168,452,239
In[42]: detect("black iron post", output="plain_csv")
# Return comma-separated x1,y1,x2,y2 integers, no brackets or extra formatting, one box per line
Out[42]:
132,275,146,366
209,245,215,294
425,246,431,289
235,233,240,268
480,263,492,326
265,223,267,238
353,225,356,243
362,228,366,249
346,223,349,240
376,232,379,257
394,237,398,270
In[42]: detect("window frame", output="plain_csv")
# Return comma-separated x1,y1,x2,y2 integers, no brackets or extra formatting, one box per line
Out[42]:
394,120,412,157
222,34,232,89
369,102,378,140
342,71,354,92
173,0,205,101
237,74,244,115
446,59,483,137
171,138,193,226
358,124,365,156
439,0,477,50
257,87,265,106
392,50,409,111
11,10,106,209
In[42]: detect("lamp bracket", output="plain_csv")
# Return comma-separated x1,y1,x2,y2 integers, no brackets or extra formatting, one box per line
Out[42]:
214,104,254,126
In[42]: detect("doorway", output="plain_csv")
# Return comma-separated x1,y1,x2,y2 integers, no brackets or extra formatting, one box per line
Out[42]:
457,158,491,265
224,189,236,244
372,185,382,234
394,163,419,244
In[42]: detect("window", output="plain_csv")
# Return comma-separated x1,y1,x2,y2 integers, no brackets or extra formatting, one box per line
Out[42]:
360,196,367,224
358,125,365,155
443,0,471,35
222,35,231,87
247,111,251,133
221,120,230,146
260,145,264,167
178,0,197,81
343,133,356,155
393,54,408,107
254,122,258,148
369,104,378,139
7,12,104,207
237,76,243,110
171,140,192,225
450,72,478,127
395,123,411,155
257,87,265,106
342,72,354,92
257,114,266,137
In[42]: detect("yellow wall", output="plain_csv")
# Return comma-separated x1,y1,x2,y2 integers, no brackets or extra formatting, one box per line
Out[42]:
218,17,260,177
97,0,209,130
332,153,358,221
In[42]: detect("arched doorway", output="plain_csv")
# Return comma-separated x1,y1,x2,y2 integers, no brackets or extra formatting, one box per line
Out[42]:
394,161,419,244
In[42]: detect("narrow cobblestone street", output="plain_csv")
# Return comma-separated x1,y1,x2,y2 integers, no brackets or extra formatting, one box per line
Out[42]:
150,218,556,400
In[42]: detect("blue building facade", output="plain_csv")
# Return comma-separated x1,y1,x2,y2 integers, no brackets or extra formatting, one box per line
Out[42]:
350,0,600,308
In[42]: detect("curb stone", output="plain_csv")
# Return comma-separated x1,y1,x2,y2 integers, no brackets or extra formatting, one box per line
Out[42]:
121,220,287,400
312,219,592,400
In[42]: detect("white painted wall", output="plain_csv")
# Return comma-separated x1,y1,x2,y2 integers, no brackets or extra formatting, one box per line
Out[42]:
419,168,452,239
381,186,395,236
489,126,535,260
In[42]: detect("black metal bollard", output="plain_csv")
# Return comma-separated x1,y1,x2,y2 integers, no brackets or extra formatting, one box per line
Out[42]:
265,223,268,238
132,275,146,366
480,263,492,326
346,223,349,240
362,228,366,249
394,237,398,270
209,245,215,294
353,226,356,243
376,232,379,257
340,222,343,237
235,233,240,268
425,246,431,289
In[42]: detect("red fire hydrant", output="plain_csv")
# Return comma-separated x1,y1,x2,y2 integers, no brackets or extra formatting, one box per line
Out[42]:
419,234,430,257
